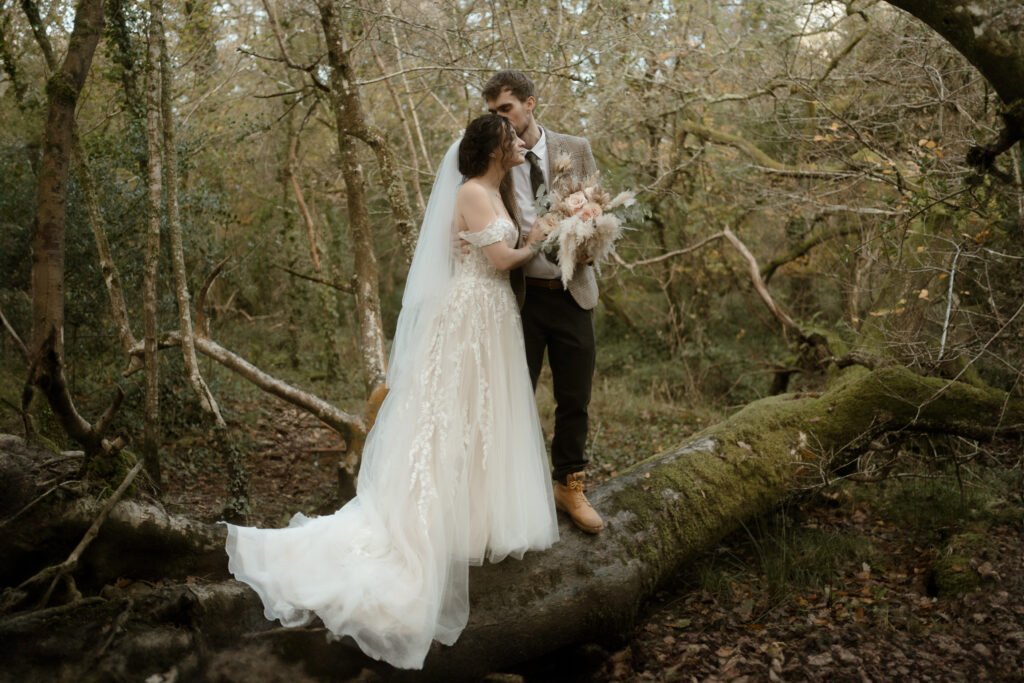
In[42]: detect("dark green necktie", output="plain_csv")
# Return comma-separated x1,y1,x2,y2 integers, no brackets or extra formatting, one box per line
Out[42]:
525,150,545,200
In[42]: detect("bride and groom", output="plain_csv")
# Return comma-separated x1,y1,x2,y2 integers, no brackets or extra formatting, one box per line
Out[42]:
224,71,604,669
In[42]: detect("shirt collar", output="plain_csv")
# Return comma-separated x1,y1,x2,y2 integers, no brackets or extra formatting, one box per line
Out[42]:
527,127,547,161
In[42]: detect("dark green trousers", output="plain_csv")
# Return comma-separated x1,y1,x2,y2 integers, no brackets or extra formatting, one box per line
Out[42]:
522,285,596,483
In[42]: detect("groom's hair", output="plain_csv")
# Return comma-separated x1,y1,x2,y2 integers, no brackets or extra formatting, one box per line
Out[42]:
482,71,535,103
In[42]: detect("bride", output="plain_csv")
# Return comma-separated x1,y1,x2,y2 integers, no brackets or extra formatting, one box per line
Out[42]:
223,114,559,670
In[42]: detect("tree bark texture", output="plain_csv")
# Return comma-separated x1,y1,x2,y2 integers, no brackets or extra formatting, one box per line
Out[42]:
317,0,389,393
29,0,105,362
2,367,1019,680
142,0,164,485
23,0,125,461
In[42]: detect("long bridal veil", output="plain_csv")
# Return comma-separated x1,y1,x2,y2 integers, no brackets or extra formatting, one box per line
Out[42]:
385,139,460,394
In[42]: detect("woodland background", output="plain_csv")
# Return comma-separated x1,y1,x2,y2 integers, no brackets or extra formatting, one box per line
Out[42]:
1,0,1023,681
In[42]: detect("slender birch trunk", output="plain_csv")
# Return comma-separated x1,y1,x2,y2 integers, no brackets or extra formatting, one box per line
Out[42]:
383,0,432,176
160,29,224,426
142,0,164,486
367,38,425,212
316,0,388,393
72,134,142,373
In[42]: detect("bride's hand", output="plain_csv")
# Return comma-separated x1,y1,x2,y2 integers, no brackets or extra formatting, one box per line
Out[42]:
525,218,546,253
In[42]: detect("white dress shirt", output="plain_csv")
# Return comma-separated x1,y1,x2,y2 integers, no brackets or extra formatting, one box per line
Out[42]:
512,128,562,280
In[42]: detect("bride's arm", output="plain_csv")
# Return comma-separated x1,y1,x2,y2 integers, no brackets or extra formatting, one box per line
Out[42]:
458,183,542,272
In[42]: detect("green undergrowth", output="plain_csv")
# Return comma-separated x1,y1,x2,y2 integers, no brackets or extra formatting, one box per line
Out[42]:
691,503,882,603
688,458,1022,603
855,463,1024,536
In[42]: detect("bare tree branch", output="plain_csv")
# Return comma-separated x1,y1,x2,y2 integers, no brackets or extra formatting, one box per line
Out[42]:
723,226,807,343
273,264,354,293
0,307,29,362
614,232,726,271
763,225,859,283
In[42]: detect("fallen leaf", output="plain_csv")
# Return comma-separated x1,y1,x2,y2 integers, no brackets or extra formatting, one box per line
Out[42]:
807,652,833,666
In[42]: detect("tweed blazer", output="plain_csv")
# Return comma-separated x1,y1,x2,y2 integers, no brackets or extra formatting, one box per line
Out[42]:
511,127,600,310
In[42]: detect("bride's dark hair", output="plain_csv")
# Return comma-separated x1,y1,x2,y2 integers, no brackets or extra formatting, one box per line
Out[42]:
458,114,522,227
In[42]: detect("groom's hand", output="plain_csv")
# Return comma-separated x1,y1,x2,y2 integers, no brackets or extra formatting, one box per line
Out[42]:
451,235,471,262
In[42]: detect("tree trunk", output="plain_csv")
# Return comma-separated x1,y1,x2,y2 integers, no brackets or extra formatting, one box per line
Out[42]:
316,0,389,393
142,0,164,487
160,25,224,426
2,366,1019,680
24,0,119,461
29,0,105,362
73,133,142,374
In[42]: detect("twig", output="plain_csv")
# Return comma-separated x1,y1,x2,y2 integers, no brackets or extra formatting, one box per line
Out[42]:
722,226,805,342
0,306,29,362
615,232,726,270
937,244,961,361
260,0,329,91
273,264,354,293
0,596,105,631
355,64,578,87
89,598,133,665
196,256,231,337
915,298,1024,423
503,0,529,65
15,459,143,610
0,483,62,529
287,102,322,272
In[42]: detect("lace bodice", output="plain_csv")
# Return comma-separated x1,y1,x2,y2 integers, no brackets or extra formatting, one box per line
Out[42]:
456,218,518,282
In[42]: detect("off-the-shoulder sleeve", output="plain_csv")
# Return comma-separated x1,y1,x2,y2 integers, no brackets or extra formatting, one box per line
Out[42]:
458,220,509,248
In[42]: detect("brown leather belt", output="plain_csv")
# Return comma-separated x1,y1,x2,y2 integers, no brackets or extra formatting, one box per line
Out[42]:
525,277,565,290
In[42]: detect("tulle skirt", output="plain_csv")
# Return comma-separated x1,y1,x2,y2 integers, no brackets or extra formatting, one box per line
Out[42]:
224,273,558,669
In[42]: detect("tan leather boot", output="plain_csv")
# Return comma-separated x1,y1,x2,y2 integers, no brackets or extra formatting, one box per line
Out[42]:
553,472,604,534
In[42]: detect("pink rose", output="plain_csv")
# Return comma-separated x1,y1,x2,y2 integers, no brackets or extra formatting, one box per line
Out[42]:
577,202,604,222
564,191,587,213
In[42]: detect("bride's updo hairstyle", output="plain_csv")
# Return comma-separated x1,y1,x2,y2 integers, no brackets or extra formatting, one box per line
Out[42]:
458,114,522,226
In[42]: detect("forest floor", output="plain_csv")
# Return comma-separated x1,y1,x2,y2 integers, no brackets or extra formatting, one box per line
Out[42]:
160,399,1024,683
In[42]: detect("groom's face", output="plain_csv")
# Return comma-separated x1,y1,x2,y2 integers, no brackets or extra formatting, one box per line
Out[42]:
486,89,535,138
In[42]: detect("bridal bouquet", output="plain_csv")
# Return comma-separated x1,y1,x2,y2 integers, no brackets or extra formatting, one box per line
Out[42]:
535,155,636,287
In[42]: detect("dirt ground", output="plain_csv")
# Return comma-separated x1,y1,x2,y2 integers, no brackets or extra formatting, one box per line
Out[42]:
162,403,1024,682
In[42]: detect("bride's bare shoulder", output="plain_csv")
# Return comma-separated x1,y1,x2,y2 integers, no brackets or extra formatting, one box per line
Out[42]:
456,179,491,215
457,178,487,200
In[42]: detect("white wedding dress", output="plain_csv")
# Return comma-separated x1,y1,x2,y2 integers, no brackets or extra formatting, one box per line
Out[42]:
223,212,558,669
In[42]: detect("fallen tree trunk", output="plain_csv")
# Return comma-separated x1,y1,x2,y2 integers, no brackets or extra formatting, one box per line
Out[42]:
1,366,1020,681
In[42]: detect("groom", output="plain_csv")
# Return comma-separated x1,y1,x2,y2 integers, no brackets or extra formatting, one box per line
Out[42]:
483,71,604,534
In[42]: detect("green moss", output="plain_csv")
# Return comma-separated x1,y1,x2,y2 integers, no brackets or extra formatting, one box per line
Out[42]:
24,395,68,453
45,72,78,106
604,365,1024,592
84,448,139,492
929,533,992,596
609,425,800,580
824,363,870,391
